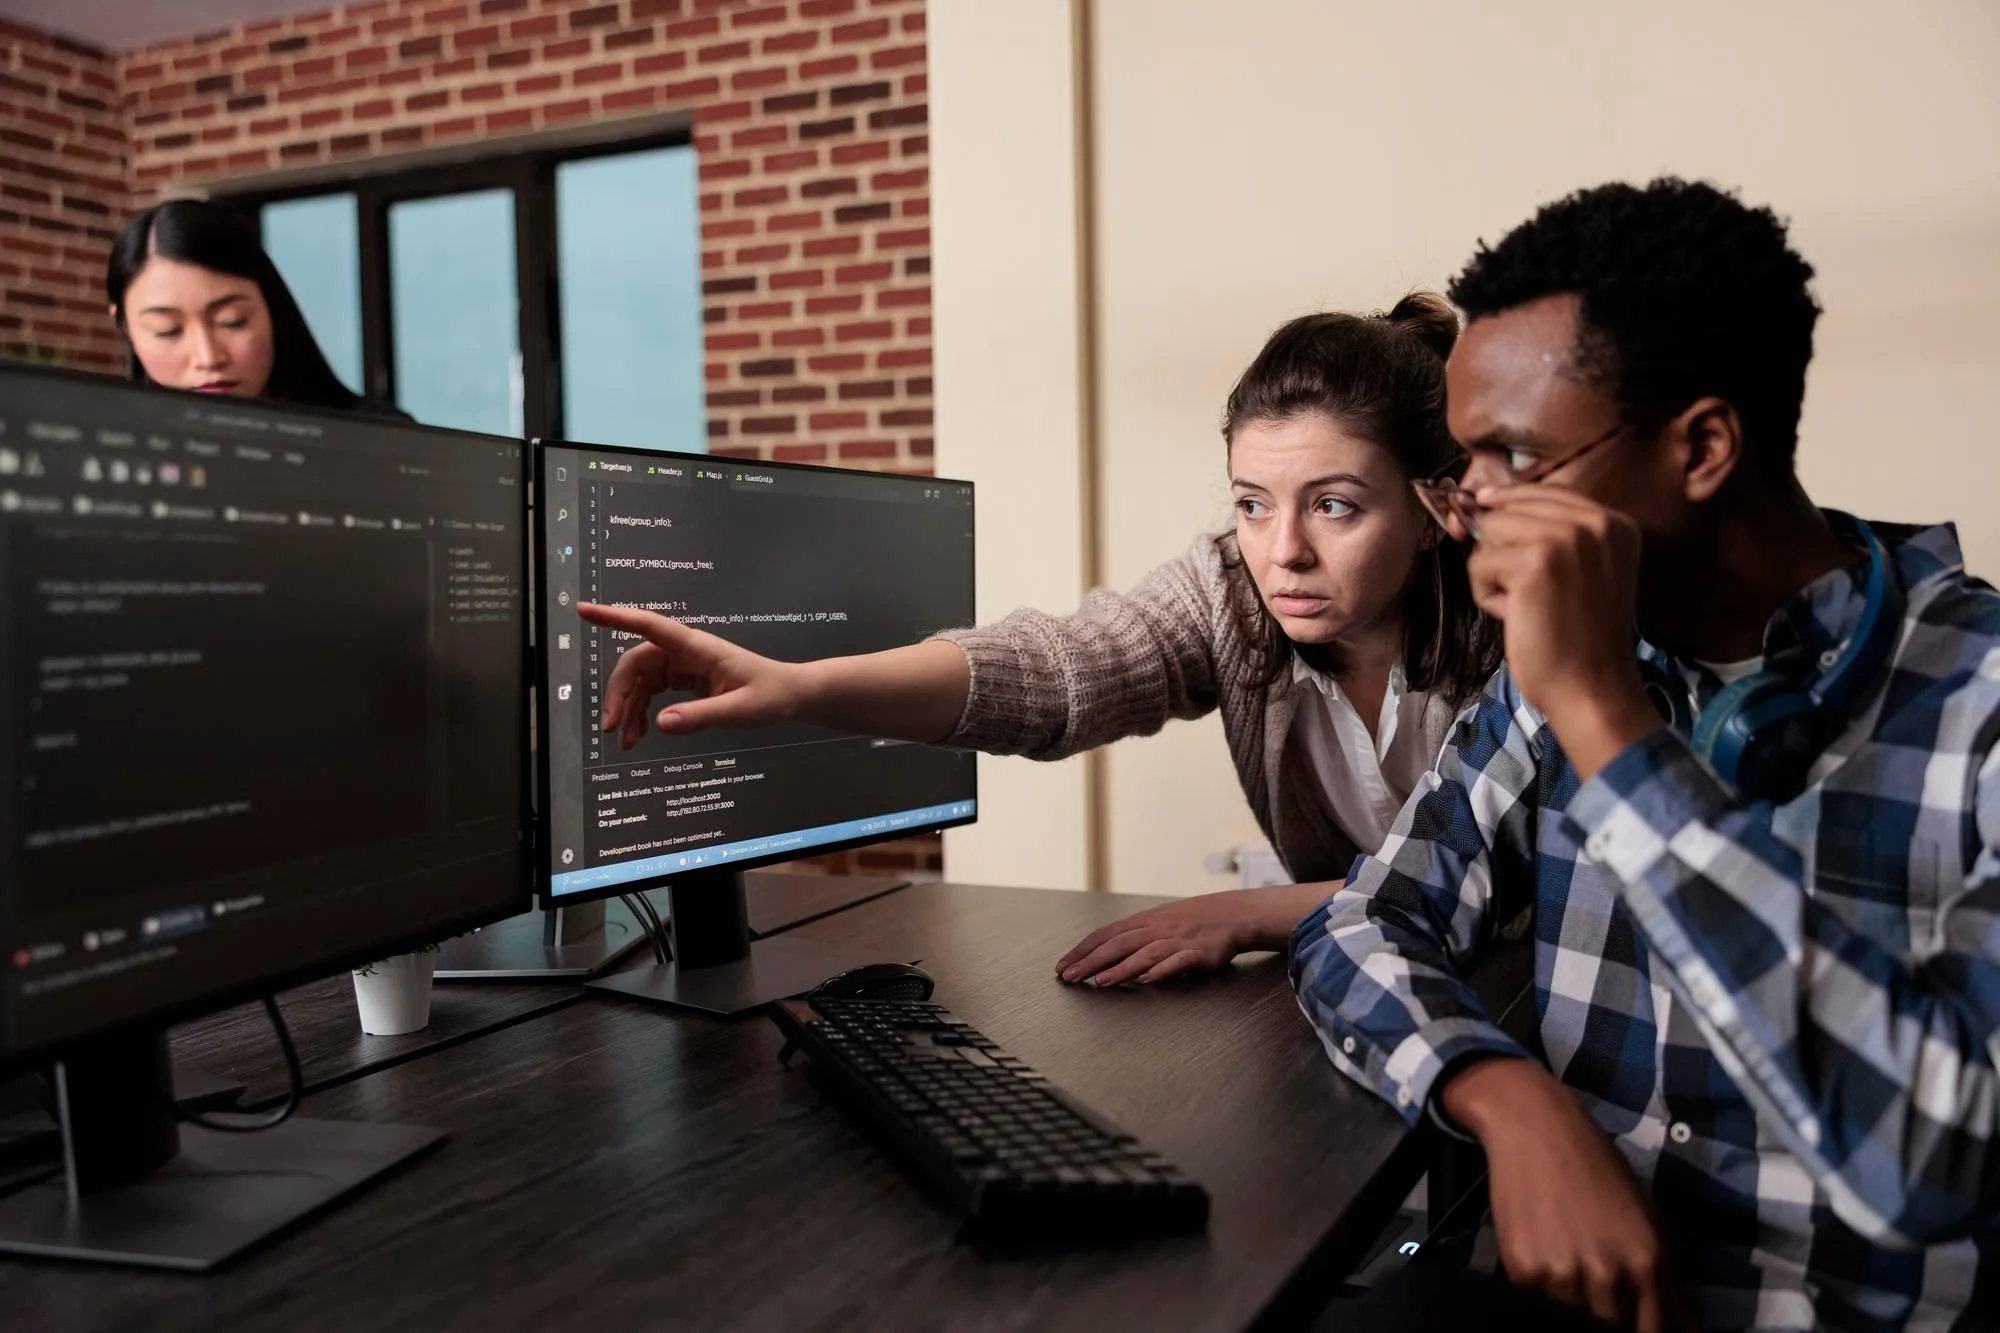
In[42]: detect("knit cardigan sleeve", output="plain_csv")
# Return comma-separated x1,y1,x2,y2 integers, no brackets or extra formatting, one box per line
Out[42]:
931,536,1247,762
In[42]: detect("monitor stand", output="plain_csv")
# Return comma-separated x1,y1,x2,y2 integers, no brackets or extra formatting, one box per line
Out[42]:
0,1064,244,1145
433,898,649,981
0,1028,442,1271
585,867,890,1017
436,870,913,982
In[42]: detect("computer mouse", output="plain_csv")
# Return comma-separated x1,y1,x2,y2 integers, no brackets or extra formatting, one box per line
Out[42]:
810,962,935,1002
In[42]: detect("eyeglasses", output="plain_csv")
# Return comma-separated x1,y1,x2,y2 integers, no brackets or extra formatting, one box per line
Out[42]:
1411,421,1629,542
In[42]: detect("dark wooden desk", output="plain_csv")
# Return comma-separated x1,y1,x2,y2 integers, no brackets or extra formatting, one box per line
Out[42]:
0,884,1423,1333
156,871,912,1110
743,868,910,938
172,976,584,1109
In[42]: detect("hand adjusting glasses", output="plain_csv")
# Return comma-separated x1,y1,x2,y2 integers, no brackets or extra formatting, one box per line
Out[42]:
1411,421,1629,542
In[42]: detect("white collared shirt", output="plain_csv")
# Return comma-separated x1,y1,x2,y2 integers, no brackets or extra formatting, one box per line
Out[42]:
1289,657,1455,853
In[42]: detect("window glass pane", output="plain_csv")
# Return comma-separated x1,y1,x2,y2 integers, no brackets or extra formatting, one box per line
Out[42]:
260,193,363,395
389,189,520,435
556,146,705,452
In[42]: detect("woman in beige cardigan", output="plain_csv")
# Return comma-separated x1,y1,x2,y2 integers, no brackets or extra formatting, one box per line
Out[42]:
580,293,1499,986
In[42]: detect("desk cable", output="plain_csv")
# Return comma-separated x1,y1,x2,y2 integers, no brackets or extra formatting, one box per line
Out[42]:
150,995,303,1134
621,893,672,966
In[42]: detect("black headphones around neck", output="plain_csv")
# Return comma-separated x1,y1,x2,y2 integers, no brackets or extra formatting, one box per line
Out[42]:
1639,517,1902,804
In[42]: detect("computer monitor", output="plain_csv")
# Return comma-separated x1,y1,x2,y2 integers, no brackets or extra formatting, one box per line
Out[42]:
536,439,975,1014
0,364,531,1268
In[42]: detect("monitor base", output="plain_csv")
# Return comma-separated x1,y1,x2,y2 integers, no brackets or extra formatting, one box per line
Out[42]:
445,871,917,982
586,934,894,1017
0,1116,443,1271
434,899,650,981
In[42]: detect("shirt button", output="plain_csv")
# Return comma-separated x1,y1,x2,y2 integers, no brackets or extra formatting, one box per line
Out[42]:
1584,831,1612,861
1341,1036,1357,1055
1395,1085,1412,1108
1669,1121,1692,1145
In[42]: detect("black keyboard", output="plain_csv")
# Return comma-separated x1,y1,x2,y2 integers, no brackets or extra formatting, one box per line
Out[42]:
771,996,1209,1239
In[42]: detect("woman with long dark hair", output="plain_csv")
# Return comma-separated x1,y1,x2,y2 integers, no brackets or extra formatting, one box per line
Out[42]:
578,294,1502,985
106,198,398,415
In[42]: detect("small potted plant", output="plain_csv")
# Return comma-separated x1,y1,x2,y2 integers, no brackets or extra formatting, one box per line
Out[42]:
351,944,440,1036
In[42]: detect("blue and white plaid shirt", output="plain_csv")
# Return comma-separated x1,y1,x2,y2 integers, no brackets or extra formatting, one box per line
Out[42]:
1292,519,2000,1332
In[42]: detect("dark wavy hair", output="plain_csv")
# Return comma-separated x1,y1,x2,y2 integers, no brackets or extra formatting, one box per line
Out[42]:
107,198,370,412
1219,293,1501,706
1449,177,1820,478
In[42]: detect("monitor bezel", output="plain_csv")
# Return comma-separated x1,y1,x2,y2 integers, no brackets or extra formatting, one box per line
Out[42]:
530,436,977,909
0,362,535,1070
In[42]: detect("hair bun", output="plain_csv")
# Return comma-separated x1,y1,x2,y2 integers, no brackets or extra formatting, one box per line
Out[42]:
1382,291,1459,360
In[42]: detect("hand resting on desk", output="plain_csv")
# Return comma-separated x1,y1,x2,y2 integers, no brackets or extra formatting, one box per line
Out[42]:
1056,882,1339,986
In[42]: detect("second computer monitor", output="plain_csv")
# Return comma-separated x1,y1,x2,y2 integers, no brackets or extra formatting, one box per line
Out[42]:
0,363,531,1269
0,364,531,1064
537,441,975,904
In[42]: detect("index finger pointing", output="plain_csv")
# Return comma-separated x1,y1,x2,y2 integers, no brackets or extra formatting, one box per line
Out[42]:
576,602,695,647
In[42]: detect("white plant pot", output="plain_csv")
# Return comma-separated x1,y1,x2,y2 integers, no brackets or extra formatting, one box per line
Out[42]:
352,952,436,1036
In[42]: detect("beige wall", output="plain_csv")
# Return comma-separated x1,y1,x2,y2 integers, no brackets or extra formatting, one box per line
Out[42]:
929,0,1094,890
931,0,2000,894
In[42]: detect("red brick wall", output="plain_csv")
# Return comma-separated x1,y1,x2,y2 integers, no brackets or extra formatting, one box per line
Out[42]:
0,20,127,371
116,0,934,478
1,0,942,877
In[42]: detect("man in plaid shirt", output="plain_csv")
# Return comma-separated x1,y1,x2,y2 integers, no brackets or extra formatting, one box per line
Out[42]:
1297,179,2000,1331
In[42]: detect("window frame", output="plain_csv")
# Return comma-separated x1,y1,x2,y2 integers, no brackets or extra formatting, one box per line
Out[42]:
209,111,696,441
